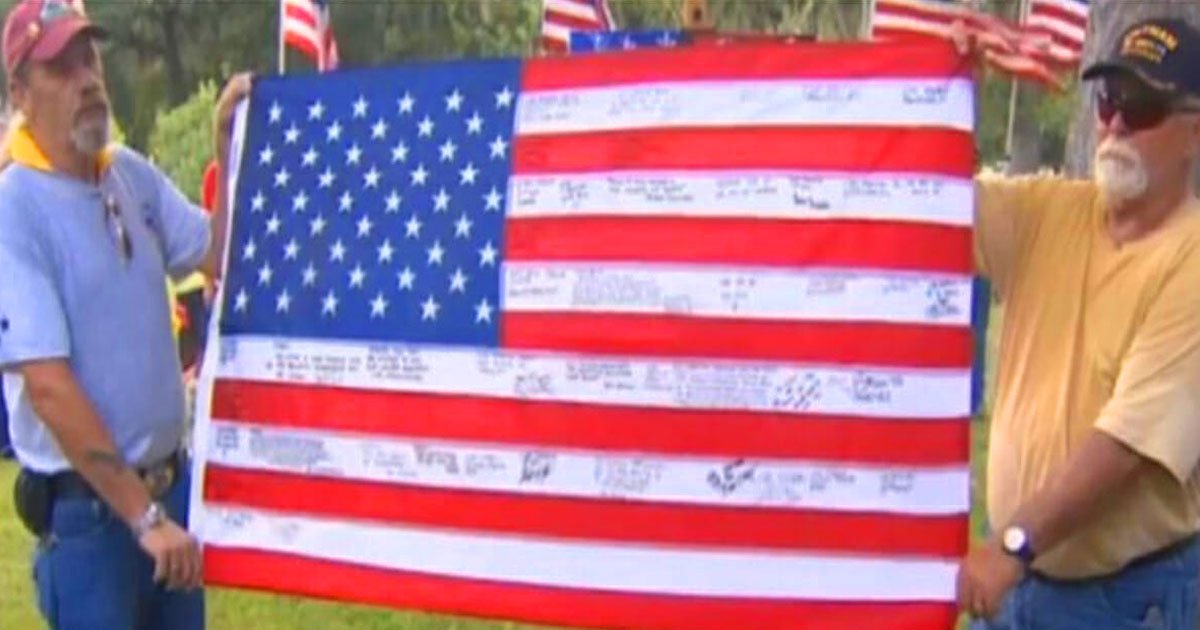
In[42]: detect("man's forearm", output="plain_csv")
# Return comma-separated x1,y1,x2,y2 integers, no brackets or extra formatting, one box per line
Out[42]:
1004,429,1146,556
22,360,152,528
200,157,229,280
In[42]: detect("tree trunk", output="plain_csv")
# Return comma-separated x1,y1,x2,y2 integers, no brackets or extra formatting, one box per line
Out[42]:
1064,1,1200,179
1006,81,1044,174
158,3,188,106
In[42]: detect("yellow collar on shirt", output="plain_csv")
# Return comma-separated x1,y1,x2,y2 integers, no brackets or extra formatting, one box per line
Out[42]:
9,125,115,174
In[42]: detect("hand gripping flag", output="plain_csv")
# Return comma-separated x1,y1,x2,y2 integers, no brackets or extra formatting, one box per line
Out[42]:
191,39,977,630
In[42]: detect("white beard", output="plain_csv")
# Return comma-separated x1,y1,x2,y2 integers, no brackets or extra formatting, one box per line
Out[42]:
1094,138,1149,204
70,113,110,156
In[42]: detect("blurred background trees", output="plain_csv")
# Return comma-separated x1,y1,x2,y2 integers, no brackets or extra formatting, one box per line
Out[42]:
0,0,1158,198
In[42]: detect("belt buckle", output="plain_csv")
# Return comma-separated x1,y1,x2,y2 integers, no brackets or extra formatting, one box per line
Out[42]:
141,463,175,498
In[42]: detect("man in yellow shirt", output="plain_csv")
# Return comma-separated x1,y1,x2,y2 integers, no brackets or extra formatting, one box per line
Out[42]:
954,17,1200,629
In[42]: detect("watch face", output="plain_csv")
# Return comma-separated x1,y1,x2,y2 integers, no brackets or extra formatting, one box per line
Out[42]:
1003,527,1027,552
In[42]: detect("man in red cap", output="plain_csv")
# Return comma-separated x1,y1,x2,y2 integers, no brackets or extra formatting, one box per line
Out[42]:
0,1,251,628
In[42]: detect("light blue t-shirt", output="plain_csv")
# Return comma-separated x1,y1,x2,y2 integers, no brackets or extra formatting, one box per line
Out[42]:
0,147,211,473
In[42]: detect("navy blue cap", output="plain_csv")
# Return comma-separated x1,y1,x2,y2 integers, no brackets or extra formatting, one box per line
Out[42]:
1082,18,1200,99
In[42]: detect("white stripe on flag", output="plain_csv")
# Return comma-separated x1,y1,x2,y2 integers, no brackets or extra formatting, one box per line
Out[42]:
541,22,572,43
214,336,973,419
1026,14,1086,45
1033,0,1089,19
516,79,975,135
544,0,604,22
282,20,321,45
502,263,974,327
201,505,959,601
508,171,975,226
206,420,971,515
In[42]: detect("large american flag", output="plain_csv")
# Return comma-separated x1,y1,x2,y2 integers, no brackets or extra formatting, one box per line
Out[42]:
540,0,613,53
191,40,975,630
281,0,339,71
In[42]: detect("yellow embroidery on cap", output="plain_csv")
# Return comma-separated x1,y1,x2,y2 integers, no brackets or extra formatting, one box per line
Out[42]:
1122,25,1181,64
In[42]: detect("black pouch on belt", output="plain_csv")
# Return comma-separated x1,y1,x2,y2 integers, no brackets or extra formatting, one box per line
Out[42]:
12,468,52,538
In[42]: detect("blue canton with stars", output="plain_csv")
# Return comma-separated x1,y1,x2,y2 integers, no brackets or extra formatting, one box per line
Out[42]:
221,59,520,347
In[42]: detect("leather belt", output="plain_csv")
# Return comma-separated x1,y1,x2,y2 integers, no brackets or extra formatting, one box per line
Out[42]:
49,451,182,501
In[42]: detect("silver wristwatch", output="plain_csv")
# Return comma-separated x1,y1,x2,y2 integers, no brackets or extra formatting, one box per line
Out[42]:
132,502,166,538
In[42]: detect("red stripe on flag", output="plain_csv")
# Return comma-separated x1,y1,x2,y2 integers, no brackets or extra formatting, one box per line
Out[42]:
206,549,959,630
283,33,321,62
541,37,568,53
209,380,971,465
504,314,972,367
204,467,968,556
506,218,973,273
284,4,318,26
522,40,970,90
513,128,975,177
544,9,605,32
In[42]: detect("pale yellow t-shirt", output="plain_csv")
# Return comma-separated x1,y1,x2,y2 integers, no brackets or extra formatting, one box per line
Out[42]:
978,175,1200,579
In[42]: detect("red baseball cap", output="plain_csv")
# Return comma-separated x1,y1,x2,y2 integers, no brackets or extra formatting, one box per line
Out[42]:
3,0,106,76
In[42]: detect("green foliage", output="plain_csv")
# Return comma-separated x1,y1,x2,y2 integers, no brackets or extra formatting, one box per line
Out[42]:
1035,78,1079,167
148,80,217,204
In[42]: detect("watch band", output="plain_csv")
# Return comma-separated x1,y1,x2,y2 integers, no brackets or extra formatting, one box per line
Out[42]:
132,502,165,538
1002,525,1035,565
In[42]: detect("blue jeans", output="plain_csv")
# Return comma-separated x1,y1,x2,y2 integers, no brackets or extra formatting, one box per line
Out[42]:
971,537,1200,630
31,460,204,630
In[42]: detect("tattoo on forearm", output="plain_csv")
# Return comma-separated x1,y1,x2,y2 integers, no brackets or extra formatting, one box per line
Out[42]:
84,450,130,475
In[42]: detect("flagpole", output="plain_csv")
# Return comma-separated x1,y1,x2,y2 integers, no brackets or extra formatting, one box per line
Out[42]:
860,0,877,40
277,0,286,74
1003,0,1028,163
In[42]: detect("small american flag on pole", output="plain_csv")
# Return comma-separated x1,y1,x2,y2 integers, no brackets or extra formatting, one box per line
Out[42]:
540,0,613,54
281,0,340,72
1025,0,1090,65
870,0,1067,87
192,39,975,630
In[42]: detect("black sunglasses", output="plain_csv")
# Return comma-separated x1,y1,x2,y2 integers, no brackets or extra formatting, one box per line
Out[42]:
1097,87,1200,132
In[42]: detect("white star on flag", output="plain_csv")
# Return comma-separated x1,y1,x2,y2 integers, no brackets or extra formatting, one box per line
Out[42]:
494,86,513,109
475,298,493,323
321,290,338,316
421,295,440,320
349,265,366,288
478,241,498,267
378,240,395,263
307,100,325,120
449,268,468,293
405,215,422,238
398,267,416,290
370,292,388,318
398,92,415,114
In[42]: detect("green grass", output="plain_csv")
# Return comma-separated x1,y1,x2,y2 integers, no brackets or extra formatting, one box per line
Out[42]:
0,308,1001,629
0,461,554,630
